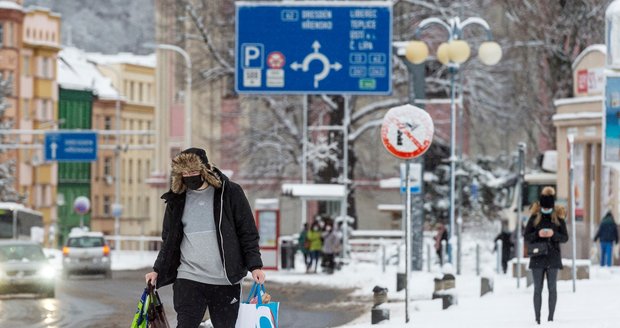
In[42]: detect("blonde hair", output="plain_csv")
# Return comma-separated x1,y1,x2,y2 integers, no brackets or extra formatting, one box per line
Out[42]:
530,186,565,226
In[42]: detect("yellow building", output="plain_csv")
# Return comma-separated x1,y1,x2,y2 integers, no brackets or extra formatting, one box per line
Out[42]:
88,53,158,246
20,6,61,238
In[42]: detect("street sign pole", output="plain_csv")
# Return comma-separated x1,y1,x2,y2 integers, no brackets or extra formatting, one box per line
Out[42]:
404,158,412,323
381,104,434,324
568,134,577,293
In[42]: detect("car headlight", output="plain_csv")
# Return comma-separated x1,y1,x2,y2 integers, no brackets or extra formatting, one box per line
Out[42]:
39,266,56,279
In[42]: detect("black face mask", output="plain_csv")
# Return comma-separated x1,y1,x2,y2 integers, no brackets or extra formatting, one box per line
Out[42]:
182,175,204,190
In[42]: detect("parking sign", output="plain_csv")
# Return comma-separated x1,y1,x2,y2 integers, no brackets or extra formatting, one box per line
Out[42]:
235,2,392,95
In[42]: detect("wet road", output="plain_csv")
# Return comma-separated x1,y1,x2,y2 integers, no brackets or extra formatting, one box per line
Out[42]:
0,270,368,328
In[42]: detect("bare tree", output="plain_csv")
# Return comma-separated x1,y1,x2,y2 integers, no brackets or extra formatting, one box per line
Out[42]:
0,74,22,202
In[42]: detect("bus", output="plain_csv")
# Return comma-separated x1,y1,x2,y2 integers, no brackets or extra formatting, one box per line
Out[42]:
0,202,44,240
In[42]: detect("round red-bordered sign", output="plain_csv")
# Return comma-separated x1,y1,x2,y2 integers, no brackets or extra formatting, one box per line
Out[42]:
381,104,434,159
267,51,285,69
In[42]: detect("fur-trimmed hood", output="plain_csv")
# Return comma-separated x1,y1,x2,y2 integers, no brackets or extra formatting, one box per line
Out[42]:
169,148,223,194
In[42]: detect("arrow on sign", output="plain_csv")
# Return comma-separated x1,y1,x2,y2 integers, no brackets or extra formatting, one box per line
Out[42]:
50,142,58,160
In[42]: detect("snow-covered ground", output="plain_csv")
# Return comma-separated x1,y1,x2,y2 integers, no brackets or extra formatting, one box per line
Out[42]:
45,233,620,328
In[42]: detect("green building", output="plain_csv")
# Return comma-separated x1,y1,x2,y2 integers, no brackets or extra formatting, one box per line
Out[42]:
56,87,94,245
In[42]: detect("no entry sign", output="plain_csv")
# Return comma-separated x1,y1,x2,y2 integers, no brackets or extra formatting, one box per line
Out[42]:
381,104,434,159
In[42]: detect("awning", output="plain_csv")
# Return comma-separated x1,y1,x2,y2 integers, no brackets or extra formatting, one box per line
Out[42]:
281,183,345,200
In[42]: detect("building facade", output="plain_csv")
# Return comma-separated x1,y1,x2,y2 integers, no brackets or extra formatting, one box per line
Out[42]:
553,45,606,260
0,3,62,244
89,54,158,246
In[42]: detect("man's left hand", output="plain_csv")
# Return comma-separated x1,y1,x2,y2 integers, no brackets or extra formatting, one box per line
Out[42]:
252,269,266,284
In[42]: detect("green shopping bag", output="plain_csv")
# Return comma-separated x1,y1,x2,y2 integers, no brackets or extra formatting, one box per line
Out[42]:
130,286,152,328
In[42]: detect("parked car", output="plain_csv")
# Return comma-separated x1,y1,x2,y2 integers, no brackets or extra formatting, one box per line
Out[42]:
0,240,56,298
62,231,111,278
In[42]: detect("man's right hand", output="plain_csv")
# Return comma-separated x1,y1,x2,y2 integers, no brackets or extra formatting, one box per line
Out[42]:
145,271,158,286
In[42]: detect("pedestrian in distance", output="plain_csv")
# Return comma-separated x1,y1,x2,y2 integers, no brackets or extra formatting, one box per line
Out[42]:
594,210,619,267
305,221,323,273
523,186,568,325
144,148,265,328
321,223,342,274
297,223,310,267
494,222,514,274
434,223,448,266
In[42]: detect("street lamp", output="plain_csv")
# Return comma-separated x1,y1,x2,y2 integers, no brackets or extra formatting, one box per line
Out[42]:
404,17,502,270
143,43,193,148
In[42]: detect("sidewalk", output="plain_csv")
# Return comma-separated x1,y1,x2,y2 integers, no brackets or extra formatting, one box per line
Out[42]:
338,266,620,328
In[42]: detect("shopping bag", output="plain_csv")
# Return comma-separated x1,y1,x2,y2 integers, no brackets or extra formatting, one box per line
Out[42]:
130,287,151,328
147,283,171,328
235,283,279,328
130,283,171,328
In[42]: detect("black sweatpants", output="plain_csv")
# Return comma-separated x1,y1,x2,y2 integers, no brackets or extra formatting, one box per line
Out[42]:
532,268,558,321
173,278,241,328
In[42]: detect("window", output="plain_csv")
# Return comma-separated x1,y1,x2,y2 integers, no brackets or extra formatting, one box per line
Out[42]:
0,24,4,47
128,159,133,183
22,99,30,120
130,81,135,101
23,55,31,76
104,116,112,130
6,22,12,47
138,83,143,102
103,196,111,216
104,157,112,176
41,58,49,78
137,160,142,183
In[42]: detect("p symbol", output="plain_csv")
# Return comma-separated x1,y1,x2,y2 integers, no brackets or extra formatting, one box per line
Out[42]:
242,44,264,68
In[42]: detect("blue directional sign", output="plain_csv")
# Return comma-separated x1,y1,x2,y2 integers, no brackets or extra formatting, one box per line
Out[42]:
235,2,392,95
44,131,98,162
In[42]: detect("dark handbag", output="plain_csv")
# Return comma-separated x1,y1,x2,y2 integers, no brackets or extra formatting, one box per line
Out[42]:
527,242,549,257
147,283,171,328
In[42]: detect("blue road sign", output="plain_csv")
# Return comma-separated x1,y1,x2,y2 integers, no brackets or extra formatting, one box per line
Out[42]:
44,131,98,162
235,2,392,95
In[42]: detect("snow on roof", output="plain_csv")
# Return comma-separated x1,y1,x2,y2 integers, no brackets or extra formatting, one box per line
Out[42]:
572,44,606,70
0,1,23,11
281,183,345,200
86,52,156,68
377,204,404,212
552,111,603,122
58,47,120,100
255,198,279,210
553,95,603,107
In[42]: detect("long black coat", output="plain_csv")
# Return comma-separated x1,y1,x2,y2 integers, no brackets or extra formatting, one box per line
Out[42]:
153,172,263,288
494,232,514,262
524,213,569,269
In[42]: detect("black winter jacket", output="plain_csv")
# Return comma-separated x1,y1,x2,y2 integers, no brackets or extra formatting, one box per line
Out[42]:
524,213,569,269
153,172,263,288
594,214,619,244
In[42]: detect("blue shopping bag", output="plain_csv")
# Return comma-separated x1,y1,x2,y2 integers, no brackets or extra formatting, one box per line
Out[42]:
235,282,279,328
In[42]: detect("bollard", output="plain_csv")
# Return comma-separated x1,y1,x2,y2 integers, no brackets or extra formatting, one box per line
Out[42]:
476,243,480,276
480,277,493,296
496,239,502,274
526,270,533,287
371,286,390,324
371,307,390,324
442,273,456,289
427,243,431,273
372,286,388,306
396,272,406,292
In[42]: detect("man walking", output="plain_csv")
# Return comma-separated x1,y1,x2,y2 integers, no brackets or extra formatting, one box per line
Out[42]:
145,148,265,328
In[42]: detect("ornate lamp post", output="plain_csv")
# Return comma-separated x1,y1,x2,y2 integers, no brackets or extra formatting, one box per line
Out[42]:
404,17,502,270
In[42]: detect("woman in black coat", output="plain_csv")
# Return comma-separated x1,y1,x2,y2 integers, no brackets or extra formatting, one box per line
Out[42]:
523,186,568,325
